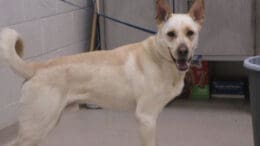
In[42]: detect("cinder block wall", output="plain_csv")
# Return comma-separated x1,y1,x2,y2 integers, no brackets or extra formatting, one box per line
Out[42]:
0,0,93,130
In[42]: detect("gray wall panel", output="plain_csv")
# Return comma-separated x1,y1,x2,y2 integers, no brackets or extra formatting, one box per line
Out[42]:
103,0,158,49
101,0,255,59
197,0,255,56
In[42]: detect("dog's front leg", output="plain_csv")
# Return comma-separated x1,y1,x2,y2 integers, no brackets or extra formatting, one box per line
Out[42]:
136,114,157,146
135,98,163,146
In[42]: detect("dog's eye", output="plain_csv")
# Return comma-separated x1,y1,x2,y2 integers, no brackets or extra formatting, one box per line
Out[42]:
186,30,194,37
167,31,176,38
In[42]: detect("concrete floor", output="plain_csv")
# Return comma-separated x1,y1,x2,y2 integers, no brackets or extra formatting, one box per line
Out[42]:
0,99,254,146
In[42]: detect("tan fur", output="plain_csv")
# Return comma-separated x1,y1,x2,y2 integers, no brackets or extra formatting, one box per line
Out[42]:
156,0,172,24
189,0,205,26
1,0,205,146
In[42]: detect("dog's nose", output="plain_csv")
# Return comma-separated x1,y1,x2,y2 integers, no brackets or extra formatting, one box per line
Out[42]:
177,44,189,57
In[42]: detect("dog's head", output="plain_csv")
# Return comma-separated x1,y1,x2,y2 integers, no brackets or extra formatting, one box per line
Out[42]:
155,0,205,71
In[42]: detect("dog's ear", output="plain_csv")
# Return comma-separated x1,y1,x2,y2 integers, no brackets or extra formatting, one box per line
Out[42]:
189,0,205,26
156,0,172,24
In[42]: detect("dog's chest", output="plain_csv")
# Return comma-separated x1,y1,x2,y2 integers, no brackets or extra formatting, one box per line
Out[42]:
125,56,185,100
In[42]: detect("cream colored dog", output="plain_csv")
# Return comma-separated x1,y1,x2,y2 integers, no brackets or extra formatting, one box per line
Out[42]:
1,0,204,146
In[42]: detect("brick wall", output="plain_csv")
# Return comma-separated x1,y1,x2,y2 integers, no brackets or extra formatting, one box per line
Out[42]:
0,0,93,130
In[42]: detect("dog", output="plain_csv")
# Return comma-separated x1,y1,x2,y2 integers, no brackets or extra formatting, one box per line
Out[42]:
0,0,204,145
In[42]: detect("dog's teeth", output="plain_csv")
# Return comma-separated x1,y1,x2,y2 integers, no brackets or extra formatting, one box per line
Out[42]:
176,61,189,71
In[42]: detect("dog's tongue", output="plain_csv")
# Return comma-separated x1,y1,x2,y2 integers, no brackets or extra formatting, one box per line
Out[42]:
176,60,189,71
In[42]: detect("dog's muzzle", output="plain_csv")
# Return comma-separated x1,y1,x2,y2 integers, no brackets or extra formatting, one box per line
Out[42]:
168,46,192,71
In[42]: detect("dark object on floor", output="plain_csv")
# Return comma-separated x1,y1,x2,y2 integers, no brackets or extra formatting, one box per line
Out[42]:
211,80,248,99
244,56,260,146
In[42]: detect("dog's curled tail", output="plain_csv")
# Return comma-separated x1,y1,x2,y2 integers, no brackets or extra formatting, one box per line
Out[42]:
0,28,35,79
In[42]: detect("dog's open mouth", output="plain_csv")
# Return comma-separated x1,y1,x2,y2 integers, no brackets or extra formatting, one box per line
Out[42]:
168,47,192,71
174,58,191,71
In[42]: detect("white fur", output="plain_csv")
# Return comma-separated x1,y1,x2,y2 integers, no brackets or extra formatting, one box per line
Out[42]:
156,14,201,63
0,28,34,78
0,28,18,62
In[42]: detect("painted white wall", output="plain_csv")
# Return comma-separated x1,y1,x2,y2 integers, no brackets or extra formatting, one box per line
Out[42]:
0,0,93,130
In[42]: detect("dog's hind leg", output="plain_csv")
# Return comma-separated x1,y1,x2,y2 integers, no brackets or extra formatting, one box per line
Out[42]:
6,83,67,146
